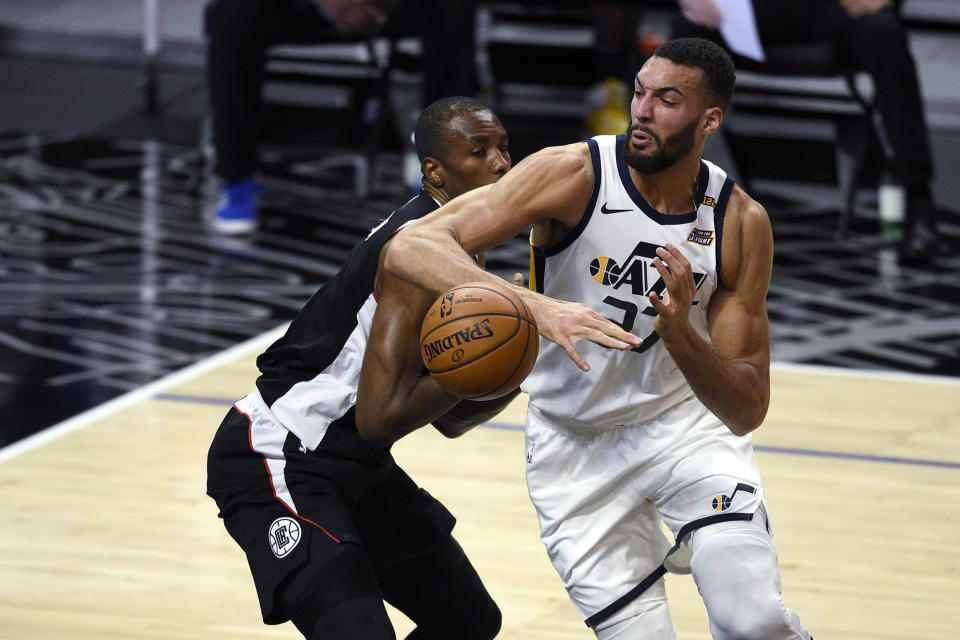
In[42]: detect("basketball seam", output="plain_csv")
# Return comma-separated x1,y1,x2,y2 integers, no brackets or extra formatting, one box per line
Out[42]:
477,318,537,399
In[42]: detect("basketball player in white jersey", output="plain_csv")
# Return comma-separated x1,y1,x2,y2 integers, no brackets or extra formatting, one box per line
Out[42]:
380,39,811,639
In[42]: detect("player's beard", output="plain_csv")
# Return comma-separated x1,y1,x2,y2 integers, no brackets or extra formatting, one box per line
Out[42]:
622,115,699,174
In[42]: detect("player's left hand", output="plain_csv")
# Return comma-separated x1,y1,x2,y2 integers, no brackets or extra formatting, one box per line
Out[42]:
649,243,696,340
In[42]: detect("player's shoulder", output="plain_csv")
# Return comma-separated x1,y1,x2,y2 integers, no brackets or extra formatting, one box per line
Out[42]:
512,142,594,183
717,183,773,289
396,192,438,218
725,183,770,236
523,141,591,166
370,193,437,237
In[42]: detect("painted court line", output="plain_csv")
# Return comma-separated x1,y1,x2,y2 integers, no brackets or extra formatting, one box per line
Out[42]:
3,331,957,469
0,324,289,464
149,392,960,471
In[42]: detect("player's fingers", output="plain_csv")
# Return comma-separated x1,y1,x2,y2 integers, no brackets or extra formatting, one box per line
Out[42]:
561,342,591,372
653,256,675,287
583,310,642,347
648,291,665,313
661,244,693,283
590,330,640,351
662,243,690,267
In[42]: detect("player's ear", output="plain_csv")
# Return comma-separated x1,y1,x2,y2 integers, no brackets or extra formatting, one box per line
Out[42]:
701,106,723,135
423,157,445,188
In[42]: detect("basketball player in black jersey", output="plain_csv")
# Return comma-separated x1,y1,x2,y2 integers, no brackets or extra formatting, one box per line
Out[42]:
206,96,512,640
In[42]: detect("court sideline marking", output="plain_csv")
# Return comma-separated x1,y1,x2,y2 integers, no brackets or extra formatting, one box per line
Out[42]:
0,324,289,464
2,324,959,469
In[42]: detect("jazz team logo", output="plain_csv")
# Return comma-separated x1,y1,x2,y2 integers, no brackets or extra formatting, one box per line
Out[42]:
589,241,708,353
712,494,732,511
589,256,621,285
711,482,756,512
590,241,707,297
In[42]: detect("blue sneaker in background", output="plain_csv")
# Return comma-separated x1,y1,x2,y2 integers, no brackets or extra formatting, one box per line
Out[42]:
213,177,262,235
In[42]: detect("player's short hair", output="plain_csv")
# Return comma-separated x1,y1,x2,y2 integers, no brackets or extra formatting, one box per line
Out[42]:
652,37,735,111
414,96,492,163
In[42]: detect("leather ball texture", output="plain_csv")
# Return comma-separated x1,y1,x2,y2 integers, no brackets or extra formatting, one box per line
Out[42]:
420,281,538,400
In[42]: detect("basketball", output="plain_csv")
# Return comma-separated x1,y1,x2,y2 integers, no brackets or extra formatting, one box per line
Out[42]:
420,281,538,400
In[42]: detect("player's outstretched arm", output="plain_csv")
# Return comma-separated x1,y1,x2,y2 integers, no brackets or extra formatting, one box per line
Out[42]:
384,144,642,370
431,388,521,438
356,253,461,449
649,188,773,435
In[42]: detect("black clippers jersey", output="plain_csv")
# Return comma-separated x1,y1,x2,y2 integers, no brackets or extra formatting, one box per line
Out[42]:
253,193,438,450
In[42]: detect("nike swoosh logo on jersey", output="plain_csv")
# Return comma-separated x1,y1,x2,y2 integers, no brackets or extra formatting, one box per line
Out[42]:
600,203,633,214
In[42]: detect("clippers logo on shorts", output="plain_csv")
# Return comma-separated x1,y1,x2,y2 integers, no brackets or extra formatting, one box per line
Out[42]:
711,482,757,512
268,517,302,558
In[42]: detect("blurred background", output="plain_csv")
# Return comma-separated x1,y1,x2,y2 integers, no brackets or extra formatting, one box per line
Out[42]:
1,0,959,446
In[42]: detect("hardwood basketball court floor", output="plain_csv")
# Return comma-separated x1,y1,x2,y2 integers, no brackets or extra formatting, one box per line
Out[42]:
2,321,958,638
2,51,960,639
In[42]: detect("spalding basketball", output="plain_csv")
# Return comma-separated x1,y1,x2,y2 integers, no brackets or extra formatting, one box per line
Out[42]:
420,281,538,400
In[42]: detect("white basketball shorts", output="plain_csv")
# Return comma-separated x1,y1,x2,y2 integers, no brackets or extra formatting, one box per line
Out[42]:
524,395,767,628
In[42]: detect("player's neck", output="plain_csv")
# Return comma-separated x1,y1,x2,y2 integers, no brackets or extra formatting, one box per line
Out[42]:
629,154,702,215
423,182,450,205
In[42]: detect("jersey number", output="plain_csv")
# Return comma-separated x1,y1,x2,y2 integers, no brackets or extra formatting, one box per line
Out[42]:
602,296,659,354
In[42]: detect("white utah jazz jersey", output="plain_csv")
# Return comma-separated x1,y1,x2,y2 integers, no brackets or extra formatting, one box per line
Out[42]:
521,134,735,429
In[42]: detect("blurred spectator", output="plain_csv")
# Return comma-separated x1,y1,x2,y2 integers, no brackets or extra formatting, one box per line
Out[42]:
677,0,946,264
585,2,665,136
206,0,479,234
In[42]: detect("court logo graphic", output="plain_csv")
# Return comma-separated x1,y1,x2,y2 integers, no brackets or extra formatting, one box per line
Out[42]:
710,482,756,512
268,517,302,558
589,240,707,353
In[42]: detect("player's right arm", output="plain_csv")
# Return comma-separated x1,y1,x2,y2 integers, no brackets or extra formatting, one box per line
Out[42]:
355,247,461,449
384,143,642,371
356,244,525,447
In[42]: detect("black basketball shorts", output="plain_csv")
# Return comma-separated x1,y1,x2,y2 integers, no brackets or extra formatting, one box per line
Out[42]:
206,397,456,624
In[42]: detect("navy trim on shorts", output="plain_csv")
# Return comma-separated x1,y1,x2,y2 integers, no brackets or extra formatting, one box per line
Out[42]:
584,565,667,629
585,482,758,629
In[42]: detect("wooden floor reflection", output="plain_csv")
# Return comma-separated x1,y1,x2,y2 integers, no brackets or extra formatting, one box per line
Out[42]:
1,329,958,639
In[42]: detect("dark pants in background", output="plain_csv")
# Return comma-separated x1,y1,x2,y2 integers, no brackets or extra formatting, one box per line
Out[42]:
206,0,479,183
